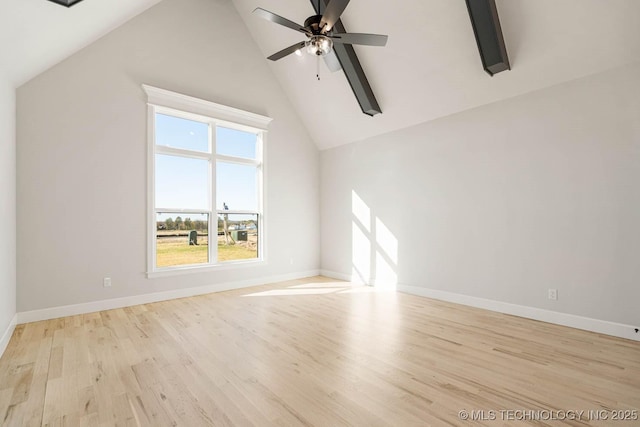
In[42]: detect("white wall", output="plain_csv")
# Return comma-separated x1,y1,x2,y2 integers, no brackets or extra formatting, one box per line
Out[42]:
0,73,17,350
321,62,640,327
16,0,319,313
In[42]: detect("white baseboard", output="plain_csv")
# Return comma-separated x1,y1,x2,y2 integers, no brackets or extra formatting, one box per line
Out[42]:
17,270,320,324
0,314,18,359
397,284,640,342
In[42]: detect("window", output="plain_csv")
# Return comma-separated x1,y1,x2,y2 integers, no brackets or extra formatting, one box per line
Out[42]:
144,85,271,275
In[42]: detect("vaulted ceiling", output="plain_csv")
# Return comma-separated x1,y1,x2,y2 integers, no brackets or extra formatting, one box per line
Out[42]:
233,0,640,148
0,0,161,87
2,0,640,149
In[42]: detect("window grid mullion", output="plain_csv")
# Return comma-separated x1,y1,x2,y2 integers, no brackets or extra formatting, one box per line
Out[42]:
156,145,212,161
215,154,260,166
216,210,259,215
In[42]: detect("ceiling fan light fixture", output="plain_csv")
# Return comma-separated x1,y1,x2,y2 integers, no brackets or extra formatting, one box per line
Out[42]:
306,35,333,57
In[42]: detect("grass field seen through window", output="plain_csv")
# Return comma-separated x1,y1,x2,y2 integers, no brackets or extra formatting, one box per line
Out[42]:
156,234,257,268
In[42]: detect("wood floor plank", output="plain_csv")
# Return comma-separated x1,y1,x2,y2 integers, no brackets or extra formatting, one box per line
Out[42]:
1,276,639,426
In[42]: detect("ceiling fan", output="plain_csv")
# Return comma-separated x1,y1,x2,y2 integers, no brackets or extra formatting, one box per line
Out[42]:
253,0,388,72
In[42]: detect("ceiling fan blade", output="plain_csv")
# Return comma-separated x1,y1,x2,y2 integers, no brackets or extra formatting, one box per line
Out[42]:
320,0,350,31
323,51,342,72
329,33,388,47
267,41,307,61
253,8,309,35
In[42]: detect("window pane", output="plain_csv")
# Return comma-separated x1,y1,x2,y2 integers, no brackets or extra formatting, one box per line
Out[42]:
216,162,257,211
156,154,209,209
156,113,209,152
216,126,257,159
218,213,258,262
156,213,209,268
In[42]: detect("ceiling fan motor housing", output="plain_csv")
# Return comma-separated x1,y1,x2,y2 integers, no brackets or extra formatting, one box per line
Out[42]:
304,15,325,34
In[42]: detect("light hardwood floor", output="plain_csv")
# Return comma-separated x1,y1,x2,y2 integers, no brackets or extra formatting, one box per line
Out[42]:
1,276,639,426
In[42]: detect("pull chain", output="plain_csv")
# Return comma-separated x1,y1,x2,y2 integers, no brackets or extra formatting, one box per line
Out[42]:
315,0,323,81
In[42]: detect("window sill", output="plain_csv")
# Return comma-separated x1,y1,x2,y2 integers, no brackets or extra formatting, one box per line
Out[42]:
146,259,266,279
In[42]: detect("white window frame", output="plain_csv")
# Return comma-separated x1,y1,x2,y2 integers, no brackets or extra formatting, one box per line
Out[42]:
143,85,272,278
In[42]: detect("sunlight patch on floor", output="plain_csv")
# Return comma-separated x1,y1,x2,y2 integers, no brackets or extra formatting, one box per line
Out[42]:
242,288,347,297
241,279,394,297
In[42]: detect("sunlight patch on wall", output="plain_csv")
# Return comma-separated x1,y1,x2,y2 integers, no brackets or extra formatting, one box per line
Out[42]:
375,252,397,288
374,217,398,288
352,190,371,232
352,221,371,283
351,190,398,289
375,218,397,264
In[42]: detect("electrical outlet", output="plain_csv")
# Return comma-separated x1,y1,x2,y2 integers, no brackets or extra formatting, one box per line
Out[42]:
103,277,112,288
548,289,557,301
290,258,294,265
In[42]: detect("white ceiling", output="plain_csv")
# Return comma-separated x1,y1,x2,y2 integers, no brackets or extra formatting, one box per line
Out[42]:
1,0,639,149
0,0,161,87
233,0,640,149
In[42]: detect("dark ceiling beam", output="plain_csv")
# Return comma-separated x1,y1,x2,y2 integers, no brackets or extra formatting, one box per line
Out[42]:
47,0,84,6
311,0,382,116
465,0,510,76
